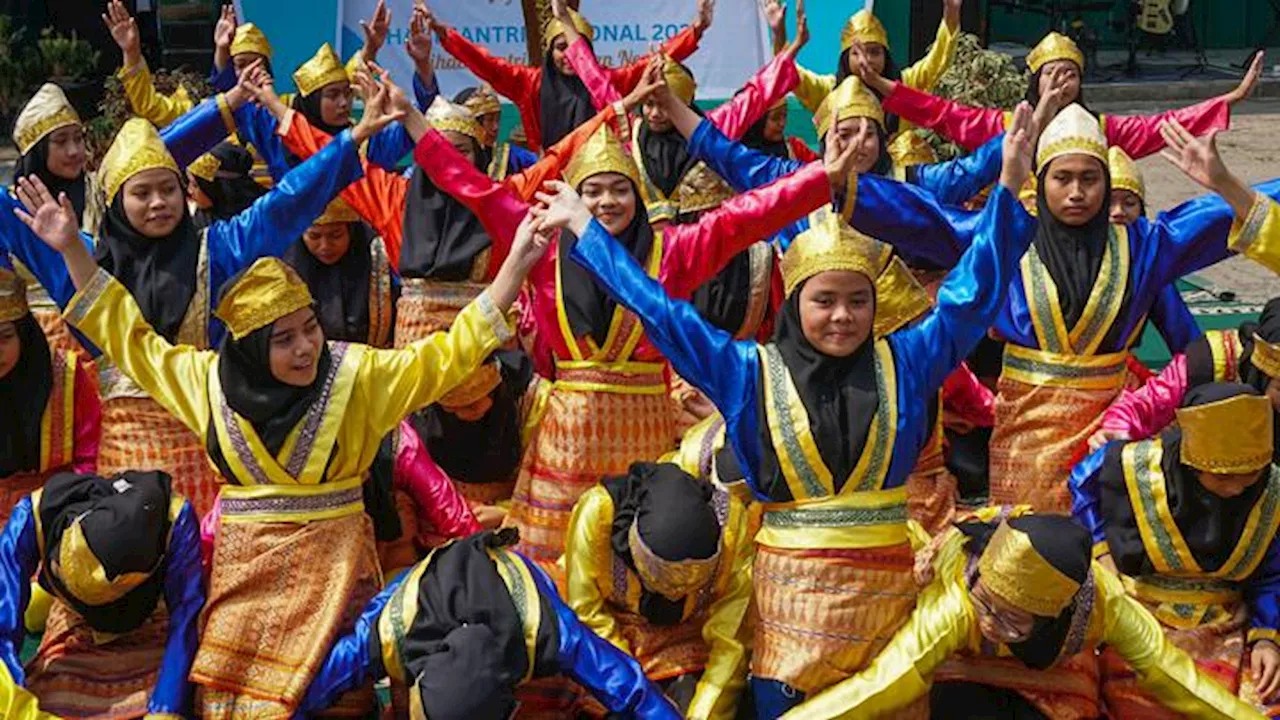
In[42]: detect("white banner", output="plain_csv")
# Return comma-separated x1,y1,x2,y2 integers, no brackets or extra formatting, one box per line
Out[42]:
337,0,772,101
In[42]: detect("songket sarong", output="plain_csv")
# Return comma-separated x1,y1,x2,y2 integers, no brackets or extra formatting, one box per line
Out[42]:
506,362,675,587
191,480,381,719
24,602,169,719
905,412,957,536
989,346,1129,512
394,279,486,348
934,652,1102,719
1,474,51,527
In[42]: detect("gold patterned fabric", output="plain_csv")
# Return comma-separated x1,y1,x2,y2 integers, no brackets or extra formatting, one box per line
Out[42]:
814,77,885,137
12,84,80,155
1176,394,1274,474
630,120,735,222
979,522,1082,617
543,9,594,50
0,268,27,322
1037,104,1107,170
293,43,349,97
934,652,1102,719
230,23,272,59
100,118,180,204
192,511,380,717
905,416,956,536
1109,146,1144,200
1026,31,1086,73
565,126,641,190
426,96,485,144
393,279,488,347
840,9,889,50
214,257,315,340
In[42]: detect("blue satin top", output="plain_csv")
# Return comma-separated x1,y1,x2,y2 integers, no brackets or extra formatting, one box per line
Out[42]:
0,497,204,716
569,184,1035,501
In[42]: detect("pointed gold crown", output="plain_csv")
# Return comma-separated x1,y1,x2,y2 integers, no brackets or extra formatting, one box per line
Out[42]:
664,57,697,106
13,83,81,155
1027,31,1084,74
840,9,889,52
0,268,29,323
293,43,350,97
426,96,485,144
56,517,151,606
215,258,315,340
461,84,501,118
1176,394,1274,474
1108,146,1144,200
544,10,594,51
888,132,939,168
564,125,641,189
187,152,221,183
1251,333,1280,380
231,22,272,59
101,118,181,203
815,76,885,137
1036,103,1107,170
782,213,931,338
314,198,360,226
978,521,1082,617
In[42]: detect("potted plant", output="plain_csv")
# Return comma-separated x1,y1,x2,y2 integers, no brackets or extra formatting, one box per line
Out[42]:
38,27,103,120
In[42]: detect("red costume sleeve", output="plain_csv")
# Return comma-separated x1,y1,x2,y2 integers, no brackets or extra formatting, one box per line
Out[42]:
1104,97,1231,160
71,355,101,474
881,81,1005,152
440,27,545,151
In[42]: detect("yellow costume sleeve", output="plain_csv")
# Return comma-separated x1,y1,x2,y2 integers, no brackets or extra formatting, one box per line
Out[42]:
1229,193,1280,277
688,496,756,720
1096,567,1266,719
779,534,974,719
564,486,630,653
117,59,196,128
898,17,959,94
793,64,837,115
0,663,59,720
62,269,216,440
351,290,514,443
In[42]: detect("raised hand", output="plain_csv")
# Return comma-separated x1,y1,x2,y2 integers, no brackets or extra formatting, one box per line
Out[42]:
1159,119,1228,191
510,210,557,271
417,1,447,40
624,56,667,113
822,114,861,191
351,73,408,144
854,52,894,97
1000,102,1034,192
694,0,716,33
1032,64,1071,137
214,4,237,50
781,0,808,58
361,0,392,63
224,58,267,110
1227,50,1265,106
242,61,288,118
13,176,81,254
533,180,594,236
371,62,414,115
1253,639,1280,703
552,0,572,22
407,7,434,71
103,0,142,66
943,0,963,31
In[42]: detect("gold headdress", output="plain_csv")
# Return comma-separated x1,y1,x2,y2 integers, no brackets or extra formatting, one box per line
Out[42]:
55,518,151,606
0,268,29,323
543,9,594,51
1026,31,1085,74
187,152,221,183
426,96,485,144
814,76,885,137
100,118,181,204
293,43,349,97
840,9,889,52
461,84,501,118
664,58,697,106
978,521,1082,617
1251,333,1280,380
1176,394,1274,474
564,126,641,189
214,258,315,340
889,132,939,168
1036,103,1107,170
628,521,721,600
1108,146,1144,201
230,23,273,59
13,83,81,155
313,198,360,226
781,213,932,338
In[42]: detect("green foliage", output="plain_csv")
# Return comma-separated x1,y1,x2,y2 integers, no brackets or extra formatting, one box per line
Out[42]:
0,16,43,121
38,28,100,82
89,68,213,166
917,32,1030,160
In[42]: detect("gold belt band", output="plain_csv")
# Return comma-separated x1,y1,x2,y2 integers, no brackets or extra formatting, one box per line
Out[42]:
219,477,365,523
1123,574,1242,607
554,361,666,395
756,487,913,550
1002,345,1129,390
401,279,486,307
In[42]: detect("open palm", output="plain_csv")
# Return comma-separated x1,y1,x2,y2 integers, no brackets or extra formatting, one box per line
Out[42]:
14,176,80,253
103,0,139,53
1160,121,1226,190
214,4,236,48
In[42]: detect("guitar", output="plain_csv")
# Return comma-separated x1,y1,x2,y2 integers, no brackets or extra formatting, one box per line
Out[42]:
1137,0,1175,35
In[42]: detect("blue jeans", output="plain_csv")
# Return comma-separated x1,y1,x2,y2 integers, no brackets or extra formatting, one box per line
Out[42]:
750,677,804,718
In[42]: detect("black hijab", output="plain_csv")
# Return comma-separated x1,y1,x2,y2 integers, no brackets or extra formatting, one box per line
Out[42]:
0,314,52,478
15,135,87,226
1031,160,1123,335
38,470,172,634
836,47,902,135
560,184,655,346
399,136,493,281
638,62,702,198
1237,297,1280,393
959,514,1092,670
539,43,597,149
95,188,201,344
291,86,349,138
193,142,267,226
760,287,878,497
283,222,374,343
1103,383,1271,577
740,105,790,159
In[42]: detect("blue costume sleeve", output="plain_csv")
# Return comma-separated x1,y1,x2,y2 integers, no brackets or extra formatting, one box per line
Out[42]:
889,184,1036,397
568,218,758,432
508,144,538,174
208,63,236,93
845,172,978,270
147,503,205,717
158,96,240,169
206,128,364,300
523,556,680,719
1068,444,1112,546
297,573,404,715
1148,285,1201,356
0,499,39,686
907,133,1004,207
230,102,293,183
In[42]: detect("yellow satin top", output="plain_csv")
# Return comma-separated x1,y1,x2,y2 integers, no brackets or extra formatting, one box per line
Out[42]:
62,268,513,487
779,527,1266,720
564,484,756,720
1230,192,1280,277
